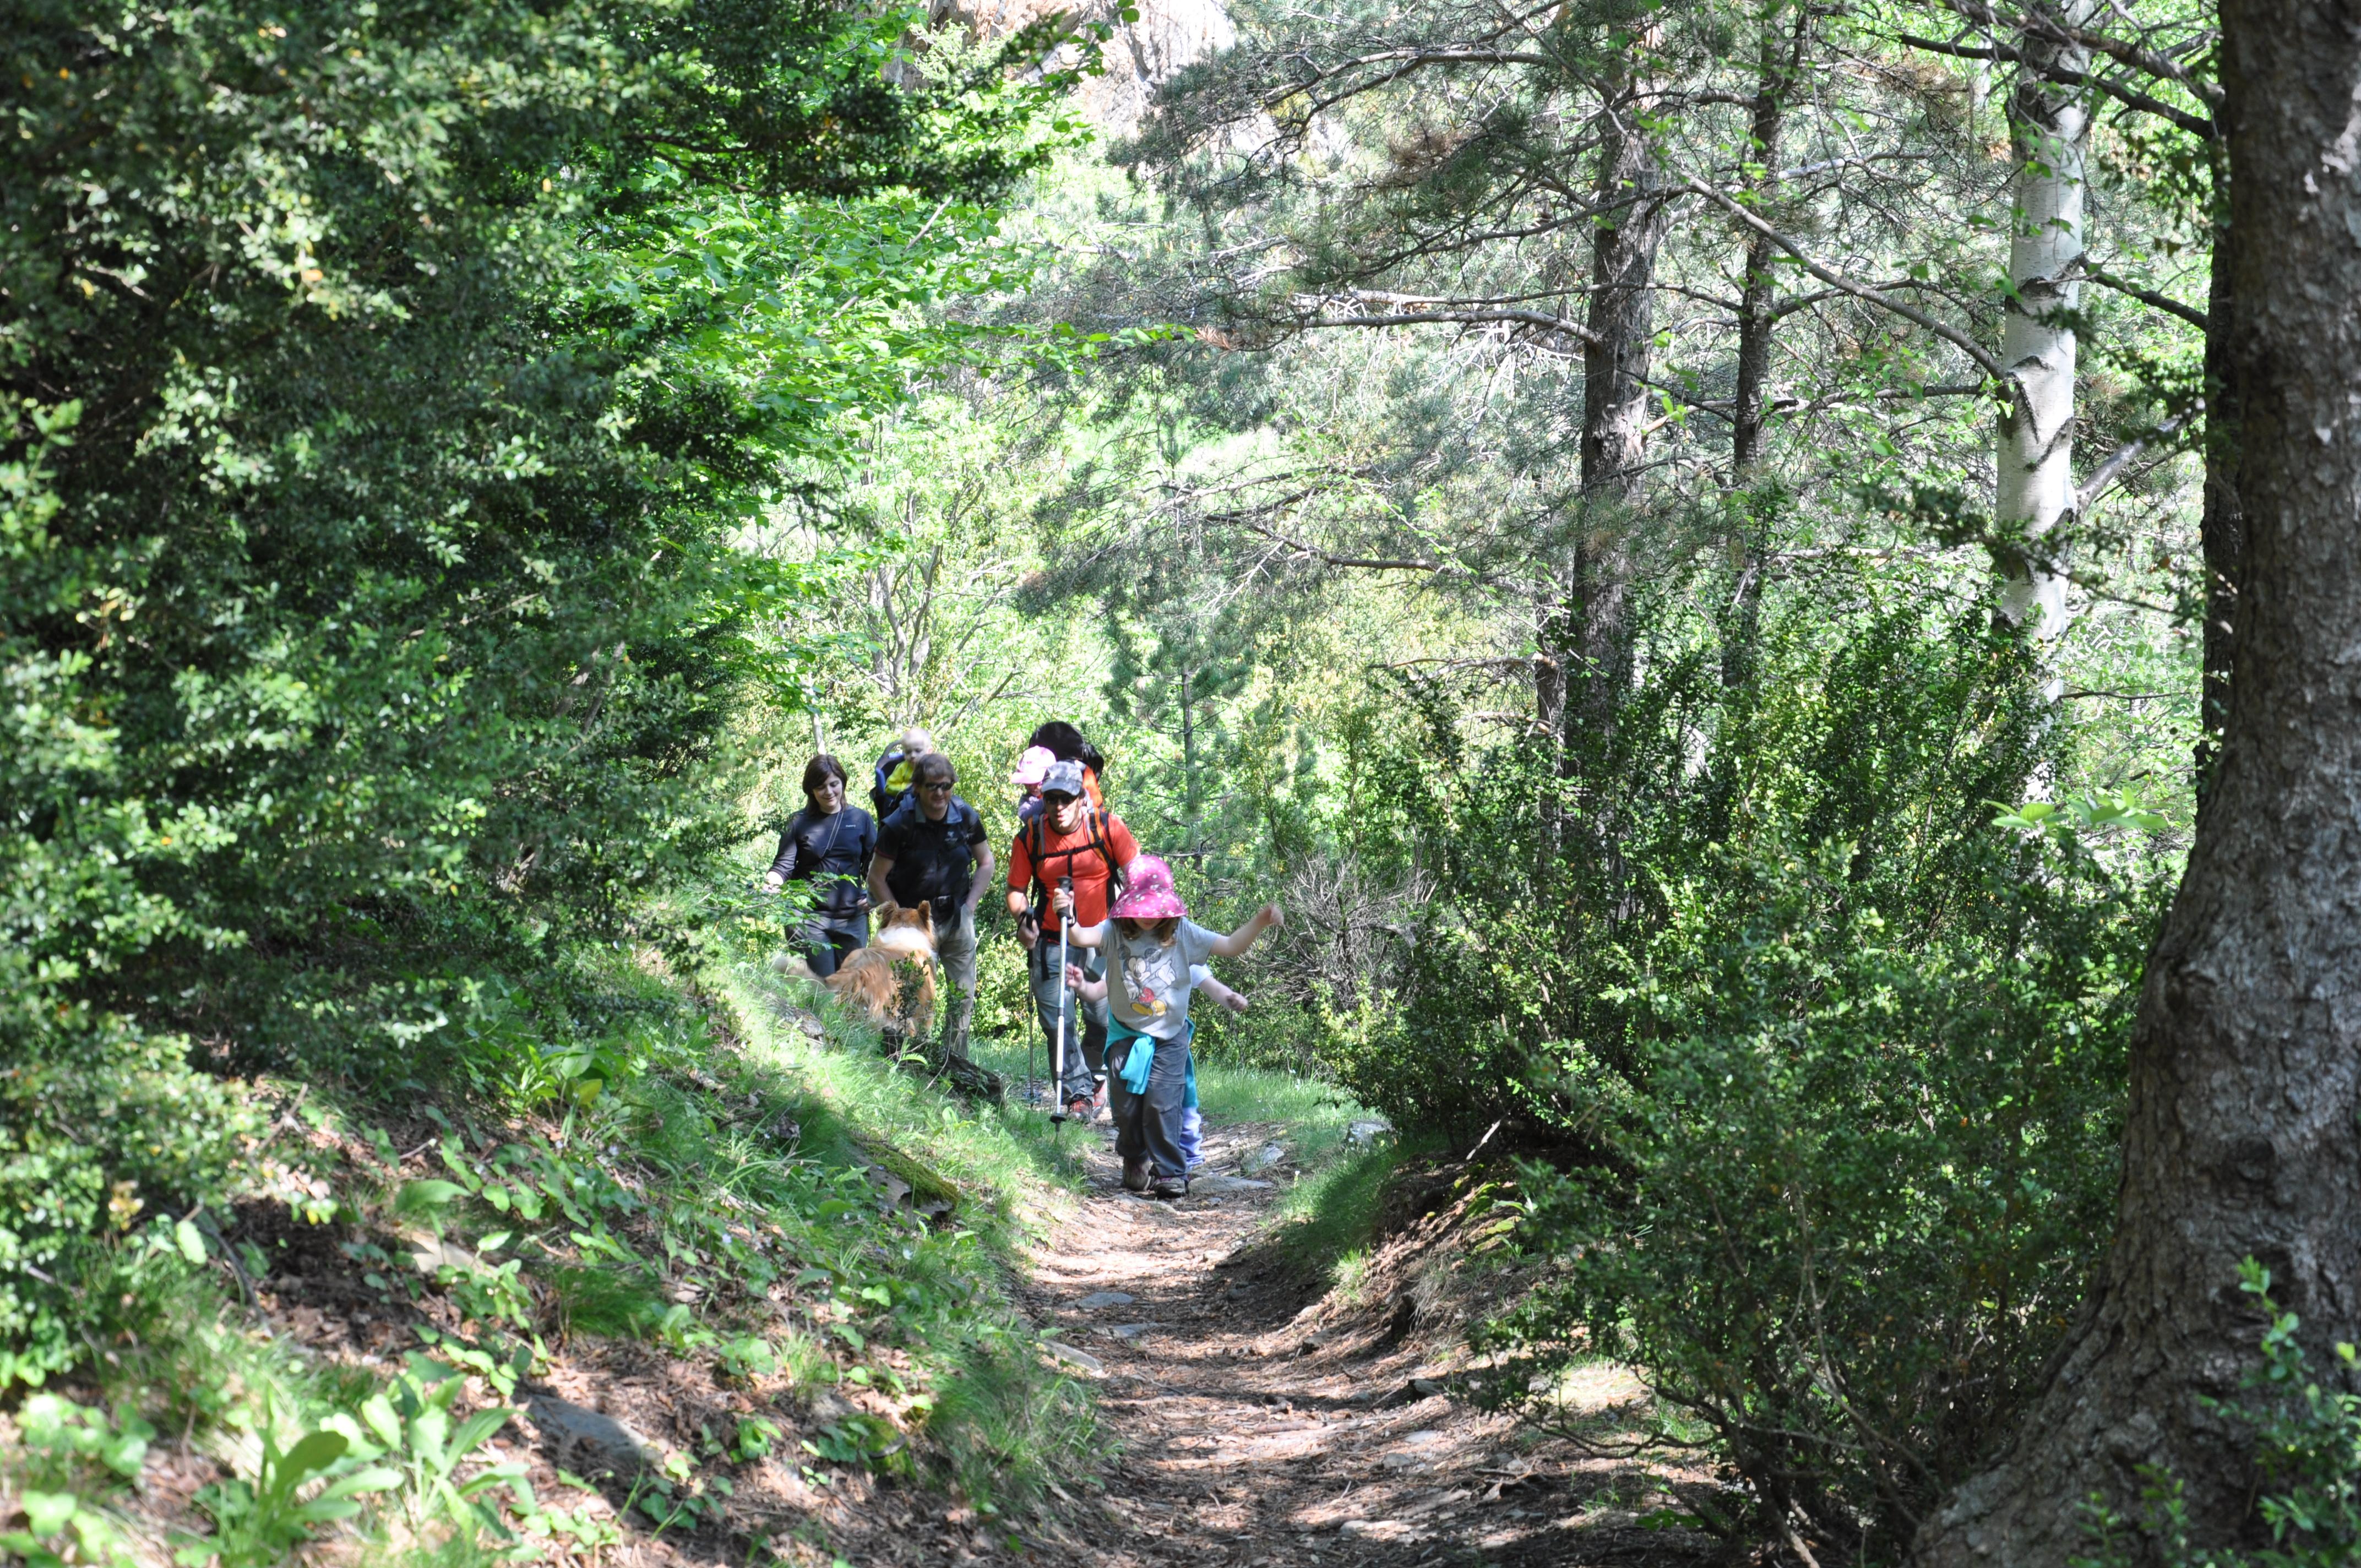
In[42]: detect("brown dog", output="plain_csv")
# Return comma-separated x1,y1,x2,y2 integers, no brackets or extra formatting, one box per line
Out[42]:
821,902,938,1039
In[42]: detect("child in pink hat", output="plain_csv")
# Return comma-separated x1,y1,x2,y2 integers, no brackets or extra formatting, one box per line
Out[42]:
1009,744,1056,790
1060,855,1281,1197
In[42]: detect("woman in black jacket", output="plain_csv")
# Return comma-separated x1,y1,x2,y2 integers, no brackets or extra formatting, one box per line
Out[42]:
763,755,877,977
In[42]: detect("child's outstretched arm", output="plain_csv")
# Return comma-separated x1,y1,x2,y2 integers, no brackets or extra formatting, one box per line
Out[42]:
1063,963,1108,1003
1196,968,1248,1015
1207,903,1282,959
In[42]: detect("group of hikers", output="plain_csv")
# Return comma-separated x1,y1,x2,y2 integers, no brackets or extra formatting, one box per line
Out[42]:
761,722,1279,1199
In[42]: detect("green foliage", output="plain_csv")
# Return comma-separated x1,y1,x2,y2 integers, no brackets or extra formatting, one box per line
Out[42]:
0,1396,153,1567
1485,825,2152,1554
328,1360,529,1539
180,1405,401,1567
0,0,1072,1389
1993,789,2172,837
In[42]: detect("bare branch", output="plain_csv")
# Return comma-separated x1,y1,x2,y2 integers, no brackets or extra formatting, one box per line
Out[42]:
1946,0,2223,104
2077,407,2195,512
1241,520,1450,573
1289,307,1603,346
1269,43,1563,121
2077,264,2210,330
1681,177,2010,384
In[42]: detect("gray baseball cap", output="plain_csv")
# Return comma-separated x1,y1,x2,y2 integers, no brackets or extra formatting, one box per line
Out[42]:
1040,760,1087,798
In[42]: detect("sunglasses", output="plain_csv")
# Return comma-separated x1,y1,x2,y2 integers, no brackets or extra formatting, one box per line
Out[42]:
1041,791,1078,805
920,780,954,792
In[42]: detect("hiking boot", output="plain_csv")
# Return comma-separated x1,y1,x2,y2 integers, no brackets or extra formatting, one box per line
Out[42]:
1065,1096,1095,1121
1151,1172,1189,1200
1122,1156,1151,1192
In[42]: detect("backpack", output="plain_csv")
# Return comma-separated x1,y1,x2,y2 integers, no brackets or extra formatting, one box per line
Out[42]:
1024,805,1126,916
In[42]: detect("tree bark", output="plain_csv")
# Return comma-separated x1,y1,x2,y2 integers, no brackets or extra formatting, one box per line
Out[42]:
1580,60,1671,501
1556,52,1668,752
1539,50,1667,874
1731,216,1778,477
1732,12,1809,478
1727,9,1810,694
1913,4,2361,1560
1994,4,2092,646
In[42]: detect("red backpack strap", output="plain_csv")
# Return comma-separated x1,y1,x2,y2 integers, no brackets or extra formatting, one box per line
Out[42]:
1024,814,1048,908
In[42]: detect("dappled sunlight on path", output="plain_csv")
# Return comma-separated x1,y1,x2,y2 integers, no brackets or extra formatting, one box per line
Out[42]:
1014,1115,1716,1568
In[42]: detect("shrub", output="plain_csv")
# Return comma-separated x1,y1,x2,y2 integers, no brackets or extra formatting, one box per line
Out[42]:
0,1011,255,1387
1482,833,2155,1555
0,0,1071,1386
1319,564,2174,1554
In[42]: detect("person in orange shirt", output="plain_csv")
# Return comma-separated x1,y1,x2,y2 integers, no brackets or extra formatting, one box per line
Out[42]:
1006,760,1139,1119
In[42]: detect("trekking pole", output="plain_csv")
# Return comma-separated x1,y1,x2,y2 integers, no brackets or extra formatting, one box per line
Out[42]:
1047,876,1073,1131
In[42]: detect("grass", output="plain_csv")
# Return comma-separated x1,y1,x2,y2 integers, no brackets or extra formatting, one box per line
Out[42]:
728,963,1092,1233
543,1264,670,1338
1193,1059,1376,1166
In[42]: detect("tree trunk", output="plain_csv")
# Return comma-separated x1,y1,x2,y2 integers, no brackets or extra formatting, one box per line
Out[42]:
1180,665,1201,855
1993,6,2092,646
2197,143,2243,802
1558,52,1668,742
1732,12,1808,478
1539,51,1666,874
1580,61,1670,501
1732,216,1778,477
1913,6,2361,1560
1727,10,1809,694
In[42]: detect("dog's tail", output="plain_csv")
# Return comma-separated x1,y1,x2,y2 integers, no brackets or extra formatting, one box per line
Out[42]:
770,952,819,982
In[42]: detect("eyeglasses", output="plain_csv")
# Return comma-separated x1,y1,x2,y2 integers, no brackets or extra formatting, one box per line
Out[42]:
1041,792,1078,806
920,781,954,792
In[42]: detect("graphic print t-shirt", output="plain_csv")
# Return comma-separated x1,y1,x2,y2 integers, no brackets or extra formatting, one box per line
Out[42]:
1090,919,1220,1041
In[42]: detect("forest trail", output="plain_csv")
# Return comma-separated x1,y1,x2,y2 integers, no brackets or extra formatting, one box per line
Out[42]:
1004,1117,1715,1568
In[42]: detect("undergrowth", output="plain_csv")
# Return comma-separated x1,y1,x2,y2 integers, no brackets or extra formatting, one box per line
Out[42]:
1,946,1103,1565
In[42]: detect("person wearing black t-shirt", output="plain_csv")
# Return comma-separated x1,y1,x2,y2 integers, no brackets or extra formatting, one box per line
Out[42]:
869,752,994,1059
763,754,877,978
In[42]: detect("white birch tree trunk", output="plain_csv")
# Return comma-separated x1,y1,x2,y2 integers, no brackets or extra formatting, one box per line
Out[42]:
1995,12,2093,646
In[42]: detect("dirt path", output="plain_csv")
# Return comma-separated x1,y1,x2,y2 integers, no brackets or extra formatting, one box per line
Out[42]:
1014,1117,1716,1568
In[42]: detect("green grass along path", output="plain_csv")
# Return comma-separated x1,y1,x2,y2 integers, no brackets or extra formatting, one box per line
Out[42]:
0,960,1695,1567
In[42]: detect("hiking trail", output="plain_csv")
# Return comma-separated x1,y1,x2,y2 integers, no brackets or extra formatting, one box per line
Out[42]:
985,1113,1715,1568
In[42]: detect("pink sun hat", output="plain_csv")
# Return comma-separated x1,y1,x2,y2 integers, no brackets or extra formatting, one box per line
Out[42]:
1109,854,1187,921
1009,745,1056,787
